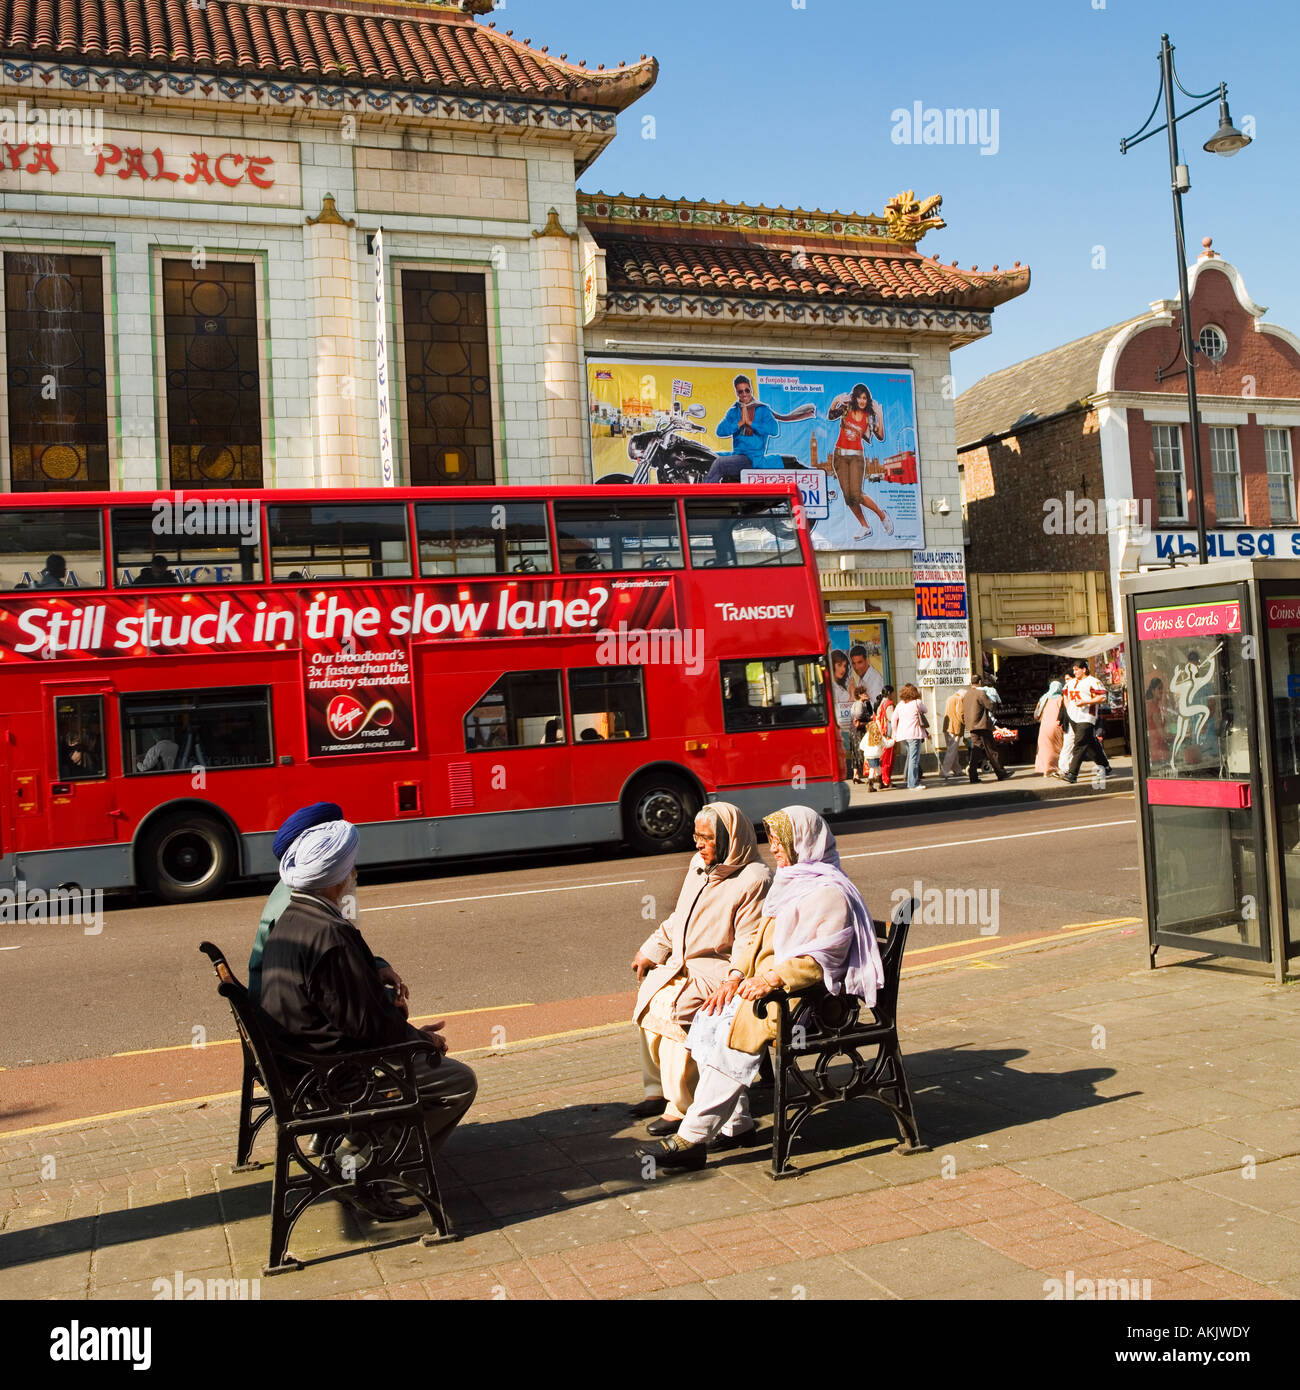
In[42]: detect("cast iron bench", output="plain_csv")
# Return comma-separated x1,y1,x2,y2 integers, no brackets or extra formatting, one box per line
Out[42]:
199,941,456,1274
756,894,928,1178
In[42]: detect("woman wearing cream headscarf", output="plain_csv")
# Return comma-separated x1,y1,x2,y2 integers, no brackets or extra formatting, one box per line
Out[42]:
636,806,881,1171
629,802,771,1134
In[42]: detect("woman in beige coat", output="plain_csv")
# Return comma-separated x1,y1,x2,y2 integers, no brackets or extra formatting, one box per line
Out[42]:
636,806,882,1169
630,802,771,1134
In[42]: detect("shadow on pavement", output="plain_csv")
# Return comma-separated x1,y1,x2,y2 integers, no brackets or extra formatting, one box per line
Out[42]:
0,1049,1139,1270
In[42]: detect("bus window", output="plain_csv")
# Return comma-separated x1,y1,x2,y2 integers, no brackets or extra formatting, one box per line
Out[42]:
569,666,647,741
719,658,828,731
554,501,682,573
54,695,105,780
416,501,551,577
463,672,564,751
268,504,411,581
2,509,104,590
111,505,263,587
685,498,803,568
120,687,272,774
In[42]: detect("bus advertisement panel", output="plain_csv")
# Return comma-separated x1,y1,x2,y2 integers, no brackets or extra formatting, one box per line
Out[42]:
587,356,922,553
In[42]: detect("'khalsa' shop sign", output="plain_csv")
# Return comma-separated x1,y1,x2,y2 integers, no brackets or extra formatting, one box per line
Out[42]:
1139,529,1300,562
0,128,300,207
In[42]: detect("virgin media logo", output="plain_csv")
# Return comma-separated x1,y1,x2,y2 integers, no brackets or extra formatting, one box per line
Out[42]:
326,695,394,739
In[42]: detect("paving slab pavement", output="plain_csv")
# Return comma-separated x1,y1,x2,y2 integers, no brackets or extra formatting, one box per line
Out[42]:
1,921,1294,1304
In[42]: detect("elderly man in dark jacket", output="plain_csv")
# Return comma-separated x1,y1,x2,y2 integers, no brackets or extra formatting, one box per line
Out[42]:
962,681,1011,783
260,820,477,1167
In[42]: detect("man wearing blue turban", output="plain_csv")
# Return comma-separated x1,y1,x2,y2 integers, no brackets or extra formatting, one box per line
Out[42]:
247,801,342,1004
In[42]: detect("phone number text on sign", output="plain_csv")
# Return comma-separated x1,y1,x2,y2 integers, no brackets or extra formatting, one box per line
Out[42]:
916,638,969,661
916,622,971,686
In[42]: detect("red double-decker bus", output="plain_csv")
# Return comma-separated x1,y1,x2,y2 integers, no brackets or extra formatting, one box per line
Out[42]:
0,485,847,901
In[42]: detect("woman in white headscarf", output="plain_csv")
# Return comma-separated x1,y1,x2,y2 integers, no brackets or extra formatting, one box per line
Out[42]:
629,802,771,1135
636,806,882,1171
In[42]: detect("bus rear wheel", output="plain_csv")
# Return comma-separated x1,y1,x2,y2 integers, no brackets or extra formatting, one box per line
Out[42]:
624,775,701,855
140,813,234,902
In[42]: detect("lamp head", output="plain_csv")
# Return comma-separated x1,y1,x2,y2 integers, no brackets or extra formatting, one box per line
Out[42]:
1204,98,1251,157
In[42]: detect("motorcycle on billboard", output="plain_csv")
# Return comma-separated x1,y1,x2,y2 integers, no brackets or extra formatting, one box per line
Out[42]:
597,401,808,485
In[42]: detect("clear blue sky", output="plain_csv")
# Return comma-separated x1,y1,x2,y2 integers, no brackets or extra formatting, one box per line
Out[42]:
502,0,1296,394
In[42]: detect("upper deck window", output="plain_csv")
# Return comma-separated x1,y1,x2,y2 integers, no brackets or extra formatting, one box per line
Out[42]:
685,498,803,567
553,501,682,573
268,504,412,581
416,501,551,577
0,508,105,590
111,505,263,587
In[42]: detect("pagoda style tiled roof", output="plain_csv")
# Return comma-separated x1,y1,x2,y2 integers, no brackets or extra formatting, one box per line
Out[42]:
580,192,1030,313
0,0,657,107
955,318,1144,447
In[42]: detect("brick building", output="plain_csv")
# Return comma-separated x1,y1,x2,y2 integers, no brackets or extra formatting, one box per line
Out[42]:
956,239,1300,721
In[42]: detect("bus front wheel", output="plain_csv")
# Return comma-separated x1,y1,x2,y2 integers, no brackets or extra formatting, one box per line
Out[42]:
140,812,234,902
624,775,701,855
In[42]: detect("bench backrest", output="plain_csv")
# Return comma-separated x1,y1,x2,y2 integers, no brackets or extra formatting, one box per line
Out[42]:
199,940,300,1124
873,895,916,1027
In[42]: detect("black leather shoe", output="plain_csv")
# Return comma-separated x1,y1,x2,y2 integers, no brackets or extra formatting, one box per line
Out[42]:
645,1115,681,1137
635,1136,707,1172
708,1128,762,1152
627,1096,667,1119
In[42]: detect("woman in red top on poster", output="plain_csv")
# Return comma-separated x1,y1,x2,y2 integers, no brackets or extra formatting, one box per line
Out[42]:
828,383,894,540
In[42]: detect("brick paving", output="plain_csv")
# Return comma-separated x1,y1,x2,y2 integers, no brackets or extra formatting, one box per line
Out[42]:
2,924,1297,1301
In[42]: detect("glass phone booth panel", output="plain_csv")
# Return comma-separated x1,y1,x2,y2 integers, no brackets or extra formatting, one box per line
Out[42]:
1130,584,1269,961
1259,585,1300,958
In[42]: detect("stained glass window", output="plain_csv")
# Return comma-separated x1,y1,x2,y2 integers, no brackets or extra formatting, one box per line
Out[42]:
161,260,263,488
401,269,494,484
3,252,110,491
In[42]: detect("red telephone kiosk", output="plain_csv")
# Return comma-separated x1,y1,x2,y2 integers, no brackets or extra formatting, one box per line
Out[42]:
1123,561,1300,983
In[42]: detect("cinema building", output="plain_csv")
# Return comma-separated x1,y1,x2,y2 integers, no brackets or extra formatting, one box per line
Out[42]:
0,0,1031,692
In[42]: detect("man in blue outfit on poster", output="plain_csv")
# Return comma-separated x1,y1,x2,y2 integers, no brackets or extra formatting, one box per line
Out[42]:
704,375,779,482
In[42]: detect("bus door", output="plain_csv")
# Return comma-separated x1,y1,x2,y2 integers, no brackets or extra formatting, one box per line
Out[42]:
43,684,123,855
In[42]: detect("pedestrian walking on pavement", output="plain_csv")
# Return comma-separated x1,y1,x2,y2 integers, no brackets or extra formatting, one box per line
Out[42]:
893,683,929,789
875,686,896,787
963,680,1010,782
859,706,885,791
1033,680,1065,776
830,650,858,780
1056,658,1112,784
940,685,967,780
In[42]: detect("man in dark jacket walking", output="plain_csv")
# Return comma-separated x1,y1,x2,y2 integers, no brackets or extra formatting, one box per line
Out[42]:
962,681,1011,783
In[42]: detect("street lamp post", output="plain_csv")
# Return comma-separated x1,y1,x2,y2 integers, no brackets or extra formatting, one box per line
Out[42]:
1120,34,1251,566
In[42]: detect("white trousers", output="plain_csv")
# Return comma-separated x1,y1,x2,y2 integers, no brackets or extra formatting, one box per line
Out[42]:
639,1028,698,1120
1058,728,1075,773
676,1062,754,1145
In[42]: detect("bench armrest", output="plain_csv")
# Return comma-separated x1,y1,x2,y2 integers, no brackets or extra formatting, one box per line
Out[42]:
278,1036,442,1118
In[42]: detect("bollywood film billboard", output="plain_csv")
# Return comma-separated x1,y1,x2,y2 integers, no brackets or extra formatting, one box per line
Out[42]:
587,357,923,553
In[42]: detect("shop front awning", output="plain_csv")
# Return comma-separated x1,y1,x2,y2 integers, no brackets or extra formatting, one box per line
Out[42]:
982,632,1124,659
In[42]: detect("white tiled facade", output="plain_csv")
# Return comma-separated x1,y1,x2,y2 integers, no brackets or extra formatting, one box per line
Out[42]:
0,98,591,490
